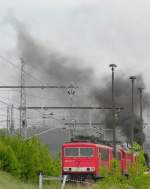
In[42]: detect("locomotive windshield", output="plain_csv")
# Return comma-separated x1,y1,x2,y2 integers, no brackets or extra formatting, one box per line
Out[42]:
80,148,93,157
65,148,79,157
64,147,93,157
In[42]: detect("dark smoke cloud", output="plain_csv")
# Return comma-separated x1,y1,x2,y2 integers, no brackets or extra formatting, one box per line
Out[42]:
92,74,150,144
15,20,94,86
12,18,97,132
92,74,150,112
12,18,150,144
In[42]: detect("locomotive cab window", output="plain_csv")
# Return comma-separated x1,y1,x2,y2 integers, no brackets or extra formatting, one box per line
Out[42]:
100,149,109,160
80,148,93,157
64,148,79,157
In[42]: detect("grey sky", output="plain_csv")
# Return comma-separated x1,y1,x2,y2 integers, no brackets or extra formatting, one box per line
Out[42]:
0,0,150,82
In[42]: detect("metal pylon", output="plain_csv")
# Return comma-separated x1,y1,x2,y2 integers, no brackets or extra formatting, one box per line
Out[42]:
10,104,15,135
7,105,10,135
20,58,27,138
67,83,76,140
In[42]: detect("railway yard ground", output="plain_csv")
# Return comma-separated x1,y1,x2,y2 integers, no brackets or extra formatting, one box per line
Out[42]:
0,171,59,189
0,171,93,189
1,170,150,189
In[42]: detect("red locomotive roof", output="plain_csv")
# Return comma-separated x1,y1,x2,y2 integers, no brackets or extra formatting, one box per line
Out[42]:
62,142,113,150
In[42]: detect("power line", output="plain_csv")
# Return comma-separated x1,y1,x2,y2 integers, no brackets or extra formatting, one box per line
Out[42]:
0,96,19,108
26,92,58,101
0,56,79,115
22,106,124,110
0,85,78,89
0,95,20,105
0,86,68,108
64,122,104,126
0,99,18,110
0,99,9,106
0,56,78,89
0,56,45,85
0,56,78,107
0,57,65,111
25,125,66,140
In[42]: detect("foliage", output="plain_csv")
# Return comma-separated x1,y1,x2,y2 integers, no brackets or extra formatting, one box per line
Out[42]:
94,144,150,189
99,167,111,178
0,128,7,136
0,136,60,182
0,142,20,177
94,166,150,189
129,175,150,189
129,142,147,177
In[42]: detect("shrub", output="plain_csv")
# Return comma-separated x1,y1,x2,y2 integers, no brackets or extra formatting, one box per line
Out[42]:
0,142,20,176
94,145,150,189
0,136,61,182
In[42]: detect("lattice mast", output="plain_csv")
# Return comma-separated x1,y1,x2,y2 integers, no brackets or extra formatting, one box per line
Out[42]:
6,105,10,135
20,58,27,137
10,104,15,135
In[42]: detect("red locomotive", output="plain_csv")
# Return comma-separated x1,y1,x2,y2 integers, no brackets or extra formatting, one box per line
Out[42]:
61,141,137,180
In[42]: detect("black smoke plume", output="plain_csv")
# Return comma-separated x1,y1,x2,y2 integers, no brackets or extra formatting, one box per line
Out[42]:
92,75,150,144
15,20,94,86
13,19,150,144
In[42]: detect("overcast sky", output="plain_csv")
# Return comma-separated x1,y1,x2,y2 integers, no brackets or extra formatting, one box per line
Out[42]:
0,0,150,141
0,0,150,86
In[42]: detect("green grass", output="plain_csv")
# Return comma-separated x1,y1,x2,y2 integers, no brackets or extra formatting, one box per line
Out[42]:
0,171,35,189
0,171,61,189
0,171,89,189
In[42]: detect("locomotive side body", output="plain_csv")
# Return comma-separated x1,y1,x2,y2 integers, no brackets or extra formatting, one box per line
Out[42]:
96,144,113,174
120,149,135,174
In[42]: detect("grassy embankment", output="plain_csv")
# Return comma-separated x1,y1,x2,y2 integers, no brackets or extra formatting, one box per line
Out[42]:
0,171,92,189
1,168,150,189
0,170,61,189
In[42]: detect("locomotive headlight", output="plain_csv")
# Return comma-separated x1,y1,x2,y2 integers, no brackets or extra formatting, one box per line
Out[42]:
87,167,95,171
91,167,95,171
63,167,95,172
64,167,68,171
64,167,72,171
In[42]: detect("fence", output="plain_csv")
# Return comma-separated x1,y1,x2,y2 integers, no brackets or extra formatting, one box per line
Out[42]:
39,173,92,189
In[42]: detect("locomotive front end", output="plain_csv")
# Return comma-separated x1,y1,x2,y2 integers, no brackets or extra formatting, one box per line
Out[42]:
62,142,97,180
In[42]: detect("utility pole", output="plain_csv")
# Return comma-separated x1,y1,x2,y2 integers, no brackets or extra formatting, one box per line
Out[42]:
10,104,14,135
7,106,10,135
138,87,144,145
109,64,117,158
129,76,136,151
89,103,92,129
67,84,76,141
20,58,27,138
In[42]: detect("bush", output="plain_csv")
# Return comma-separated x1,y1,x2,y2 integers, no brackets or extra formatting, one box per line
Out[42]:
129,175,150,189
0,136,60,182
0,142,20,176
94,145,150,189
